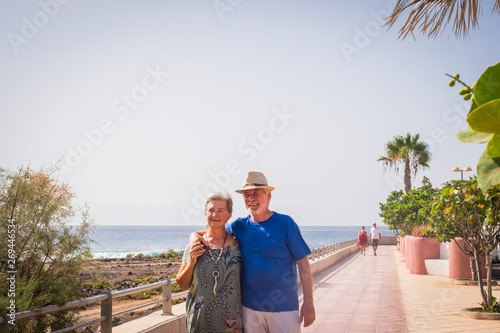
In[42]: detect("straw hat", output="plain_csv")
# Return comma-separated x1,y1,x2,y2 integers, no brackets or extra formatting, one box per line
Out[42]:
235,171,275,194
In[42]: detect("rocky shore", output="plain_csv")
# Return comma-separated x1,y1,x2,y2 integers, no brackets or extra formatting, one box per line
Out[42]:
77,254,185,332
80,255,182,293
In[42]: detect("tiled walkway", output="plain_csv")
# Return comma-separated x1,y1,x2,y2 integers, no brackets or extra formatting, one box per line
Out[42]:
395,248,500,333
302,245,406,333
301,246,500,333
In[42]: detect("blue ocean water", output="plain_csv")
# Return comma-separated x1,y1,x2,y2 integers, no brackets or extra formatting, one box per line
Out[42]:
90,225,393,258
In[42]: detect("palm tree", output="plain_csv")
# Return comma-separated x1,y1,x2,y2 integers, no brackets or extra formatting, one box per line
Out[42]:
385,0,500,39
378,133,431,193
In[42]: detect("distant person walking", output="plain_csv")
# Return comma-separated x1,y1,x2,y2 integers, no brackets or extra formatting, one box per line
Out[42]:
357,226,368,255
369,222,381,256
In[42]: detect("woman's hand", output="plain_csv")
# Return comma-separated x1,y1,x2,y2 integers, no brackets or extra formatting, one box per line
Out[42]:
176,238,206,290
189,239,206,265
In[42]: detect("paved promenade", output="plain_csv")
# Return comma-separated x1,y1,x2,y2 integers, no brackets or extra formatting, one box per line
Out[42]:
301,245,500,333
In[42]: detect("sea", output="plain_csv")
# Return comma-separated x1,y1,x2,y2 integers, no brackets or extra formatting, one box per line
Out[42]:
90,225,392,258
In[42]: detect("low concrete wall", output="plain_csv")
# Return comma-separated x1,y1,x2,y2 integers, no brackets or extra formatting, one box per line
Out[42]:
425,243,450,277
378,236,397,245
116,243,395,332
307,244,360,278
113,303,186,333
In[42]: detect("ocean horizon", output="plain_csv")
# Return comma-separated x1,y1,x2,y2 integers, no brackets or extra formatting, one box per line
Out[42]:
90,224,392,258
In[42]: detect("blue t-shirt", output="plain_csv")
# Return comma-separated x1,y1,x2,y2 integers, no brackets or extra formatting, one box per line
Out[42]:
226,212,311,312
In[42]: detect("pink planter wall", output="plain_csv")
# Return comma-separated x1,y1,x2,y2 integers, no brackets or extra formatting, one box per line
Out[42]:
405,236,411,269
449,238,487,280
409,237,441,275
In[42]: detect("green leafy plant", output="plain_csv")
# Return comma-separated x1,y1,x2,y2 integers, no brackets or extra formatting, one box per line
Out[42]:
477,297,500,313
448,62,500,191
379,177,438,236
432,178,500,311
0,165,94,332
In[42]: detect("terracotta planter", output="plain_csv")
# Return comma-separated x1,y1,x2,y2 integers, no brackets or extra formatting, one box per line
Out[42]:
449,238,487,280
405,236,411,269
409,237,440,275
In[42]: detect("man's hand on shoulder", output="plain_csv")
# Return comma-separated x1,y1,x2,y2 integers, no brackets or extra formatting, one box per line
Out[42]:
189,230,208,248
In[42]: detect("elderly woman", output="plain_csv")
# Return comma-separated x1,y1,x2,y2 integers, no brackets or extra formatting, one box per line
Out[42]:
358,226,368,255
176,192,243,333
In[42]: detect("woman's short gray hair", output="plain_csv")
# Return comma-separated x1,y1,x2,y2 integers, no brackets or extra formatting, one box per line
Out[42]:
205,192,233,214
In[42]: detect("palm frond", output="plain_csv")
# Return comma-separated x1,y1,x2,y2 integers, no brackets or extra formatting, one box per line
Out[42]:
385,0,500,39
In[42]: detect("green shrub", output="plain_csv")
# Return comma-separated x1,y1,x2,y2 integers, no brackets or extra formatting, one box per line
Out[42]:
0,165,94,332
171,282,180,293
129,289,156,300
94,279,113,289
172,298,186,305
164,249,183,260
140,276,156,285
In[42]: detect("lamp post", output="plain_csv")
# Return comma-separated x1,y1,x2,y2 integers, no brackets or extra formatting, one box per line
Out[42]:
451,166,472,180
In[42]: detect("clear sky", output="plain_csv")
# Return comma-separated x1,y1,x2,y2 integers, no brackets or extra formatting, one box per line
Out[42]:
2,0,499,226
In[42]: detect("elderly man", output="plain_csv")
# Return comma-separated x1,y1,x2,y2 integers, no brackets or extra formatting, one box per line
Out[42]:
191,171,315,332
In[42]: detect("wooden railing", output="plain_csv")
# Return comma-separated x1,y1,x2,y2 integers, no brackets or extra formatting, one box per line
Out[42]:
0,239,358,332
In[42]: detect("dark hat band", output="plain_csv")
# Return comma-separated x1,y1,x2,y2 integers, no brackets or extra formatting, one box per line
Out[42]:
243,183,267,188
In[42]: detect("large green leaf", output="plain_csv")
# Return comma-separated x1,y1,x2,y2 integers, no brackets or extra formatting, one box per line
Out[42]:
468,98,478,115
457,126,492,143
477,150,500,191
486,135,500,158
467,99,500,134
474,62,500,107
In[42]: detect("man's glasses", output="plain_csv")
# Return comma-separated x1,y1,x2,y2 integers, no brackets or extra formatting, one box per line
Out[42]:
243,191,264,199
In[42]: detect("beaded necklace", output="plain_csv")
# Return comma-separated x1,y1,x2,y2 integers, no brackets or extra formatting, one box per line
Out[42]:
204,231,228,297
